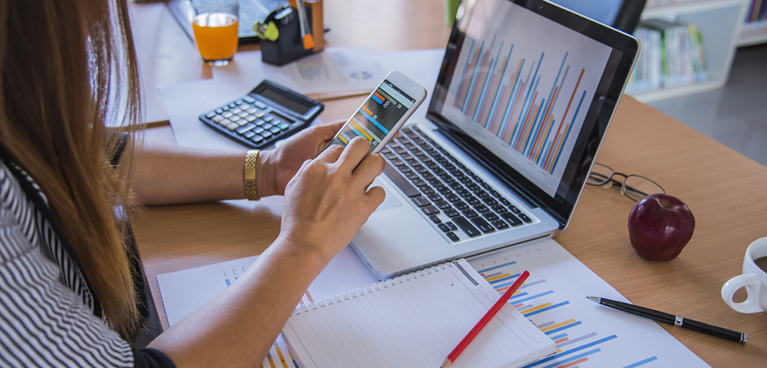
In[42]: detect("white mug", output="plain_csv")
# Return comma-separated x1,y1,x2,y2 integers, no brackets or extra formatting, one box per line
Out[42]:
721,237,767,313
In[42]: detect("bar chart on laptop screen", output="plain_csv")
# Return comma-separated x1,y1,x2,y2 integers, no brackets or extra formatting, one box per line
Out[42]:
441,0,612,196
453,41,585,175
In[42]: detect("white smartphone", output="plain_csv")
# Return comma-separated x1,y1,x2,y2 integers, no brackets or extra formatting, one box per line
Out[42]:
328,70,427,154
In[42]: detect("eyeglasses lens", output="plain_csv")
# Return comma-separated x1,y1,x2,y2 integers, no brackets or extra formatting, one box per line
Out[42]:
622,175,665,202
587,164,613,186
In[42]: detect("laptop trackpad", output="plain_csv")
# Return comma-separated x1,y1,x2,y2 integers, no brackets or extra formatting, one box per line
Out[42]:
376,188,402,212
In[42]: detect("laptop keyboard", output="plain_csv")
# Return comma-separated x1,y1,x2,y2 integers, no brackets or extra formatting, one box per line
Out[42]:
380,126,533,242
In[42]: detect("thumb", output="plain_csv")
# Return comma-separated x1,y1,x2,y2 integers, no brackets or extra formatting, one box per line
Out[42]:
313,120,346,155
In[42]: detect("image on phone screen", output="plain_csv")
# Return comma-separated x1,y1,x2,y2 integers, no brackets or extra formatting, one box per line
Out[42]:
330,80,417,152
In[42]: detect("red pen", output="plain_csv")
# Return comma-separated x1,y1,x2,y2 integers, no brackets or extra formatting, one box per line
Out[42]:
441,270,530,368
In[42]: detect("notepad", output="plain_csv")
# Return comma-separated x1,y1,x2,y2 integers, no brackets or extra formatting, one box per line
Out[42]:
282,259,555,368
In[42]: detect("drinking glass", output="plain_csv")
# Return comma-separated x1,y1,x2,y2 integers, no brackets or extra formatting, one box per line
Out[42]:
190,0,239,66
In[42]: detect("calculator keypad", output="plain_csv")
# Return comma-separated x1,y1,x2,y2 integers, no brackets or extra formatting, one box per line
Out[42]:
200,95,306,149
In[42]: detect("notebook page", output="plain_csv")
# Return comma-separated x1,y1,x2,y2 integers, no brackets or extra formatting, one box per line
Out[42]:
282,259,554,368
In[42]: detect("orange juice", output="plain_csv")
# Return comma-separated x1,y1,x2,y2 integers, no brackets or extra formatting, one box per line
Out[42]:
192,12,239,62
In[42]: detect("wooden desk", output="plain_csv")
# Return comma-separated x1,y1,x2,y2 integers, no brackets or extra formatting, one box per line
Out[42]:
129,1,767,366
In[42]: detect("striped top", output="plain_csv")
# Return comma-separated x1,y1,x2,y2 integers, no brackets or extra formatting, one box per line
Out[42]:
0,159,174,367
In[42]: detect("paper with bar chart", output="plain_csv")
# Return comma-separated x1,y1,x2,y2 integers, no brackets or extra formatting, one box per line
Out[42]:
156,246,379,368
467,238,708,368
441,0,612,196
158,239,707,367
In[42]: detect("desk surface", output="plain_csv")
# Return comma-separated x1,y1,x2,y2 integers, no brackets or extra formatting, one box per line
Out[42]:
130,1,767,366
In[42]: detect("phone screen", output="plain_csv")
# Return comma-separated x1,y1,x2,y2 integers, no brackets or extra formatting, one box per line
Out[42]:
330,80,417,152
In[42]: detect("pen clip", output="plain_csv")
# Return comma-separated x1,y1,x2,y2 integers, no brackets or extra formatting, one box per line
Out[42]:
674,316,684,327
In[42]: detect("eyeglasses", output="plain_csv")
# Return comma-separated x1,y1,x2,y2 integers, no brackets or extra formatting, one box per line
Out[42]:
586,163,665,202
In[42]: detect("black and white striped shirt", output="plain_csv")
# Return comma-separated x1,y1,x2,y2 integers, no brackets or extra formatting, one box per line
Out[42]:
0,160,174,367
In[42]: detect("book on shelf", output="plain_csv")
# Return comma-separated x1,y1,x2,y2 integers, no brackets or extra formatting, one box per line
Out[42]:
746,0,767,23
626,19,706,93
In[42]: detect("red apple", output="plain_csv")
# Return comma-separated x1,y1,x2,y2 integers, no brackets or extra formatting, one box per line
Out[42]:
627,193,695,261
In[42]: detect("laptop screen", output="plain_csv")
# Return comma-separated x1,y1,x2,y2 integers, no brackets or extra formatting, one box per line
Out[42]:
427,0,637,227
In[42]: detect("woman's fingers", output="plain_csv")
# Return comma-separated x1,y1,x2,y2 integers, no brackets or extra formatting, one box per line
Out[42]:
337,137,371,170
364,185,386,208
353,153,385,187
310,120,346,140
315,143,345,164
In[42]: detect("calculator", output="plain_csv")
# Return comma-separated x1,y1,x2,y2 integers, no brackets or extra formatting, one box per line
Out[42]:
199,80,324,149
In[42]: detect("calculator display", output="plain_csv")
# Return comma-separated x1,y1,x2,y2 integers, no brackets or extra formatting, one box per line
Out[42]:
258,88,313,115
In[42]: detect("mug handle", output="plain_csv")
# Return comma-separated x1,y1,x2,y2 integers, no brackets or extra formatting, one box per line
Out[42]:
721,274,764,313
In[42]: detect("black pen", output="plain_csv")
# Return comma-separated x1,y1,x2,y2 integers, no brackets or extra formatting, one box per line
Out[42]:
587,296,747,344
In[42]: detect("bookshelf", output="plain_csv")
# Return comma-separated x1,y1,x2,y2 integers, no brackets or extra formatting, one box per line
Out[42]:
740,19,767,45
739,0,767,46
628,0,749,103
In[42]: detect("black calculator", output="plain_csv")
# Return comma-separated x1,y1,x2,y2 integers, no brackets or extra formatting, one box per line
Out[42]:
199,80,324,149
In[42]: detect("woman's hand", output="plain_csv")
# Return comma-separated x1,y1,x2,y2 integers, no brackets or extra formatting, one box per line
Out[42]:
277,137,386,262
257,120,345,197
150,138,385,368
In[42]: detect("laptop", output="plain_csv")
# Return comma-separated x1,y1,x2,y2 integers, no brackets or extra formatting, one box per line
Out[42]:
350,0,639,280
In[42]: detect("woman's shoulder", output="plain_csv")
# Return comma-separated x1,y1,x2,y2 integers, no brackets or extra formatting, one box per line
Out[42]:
0,159,20,202
0,161,40,259
0,159,48,211
0,160,142,367
0,159,102,313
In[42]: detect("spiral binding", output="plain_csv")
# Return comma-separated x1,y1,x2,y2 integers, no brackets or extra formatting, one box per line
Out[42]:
290,262,455,317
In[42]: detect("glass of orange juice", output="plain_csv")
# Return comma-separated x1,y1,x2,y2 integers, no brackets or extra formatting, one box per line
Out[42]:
190,0,239,66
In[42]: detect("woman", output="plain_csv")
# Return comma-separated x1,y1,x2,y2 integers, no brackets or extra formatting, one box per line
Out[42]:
0,0,384,367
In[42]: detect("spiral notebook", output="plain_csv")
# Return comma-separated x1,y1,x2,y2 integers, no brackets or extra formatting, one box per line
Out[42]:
282,259,555,368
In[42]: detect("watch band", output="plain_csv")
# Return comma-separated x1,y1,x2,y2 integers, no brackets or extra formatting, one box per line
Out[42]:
244,150,260,201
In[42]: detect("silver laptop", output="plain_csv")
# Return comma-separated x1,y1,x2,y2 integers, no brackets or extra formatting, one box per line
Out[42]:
350,0,639,279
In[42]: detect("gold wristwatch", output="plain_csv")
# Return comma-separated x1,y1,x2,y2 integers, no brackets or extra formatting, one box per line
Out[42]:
244,150,260,201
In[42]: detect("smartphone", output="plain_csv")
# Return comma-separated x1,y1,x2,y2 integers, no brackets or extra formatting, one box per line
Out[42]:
329,70,427,154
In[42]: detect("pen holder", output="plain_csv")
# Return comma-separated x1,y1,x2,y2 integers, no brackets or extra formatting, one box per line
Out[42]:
261,7,314,66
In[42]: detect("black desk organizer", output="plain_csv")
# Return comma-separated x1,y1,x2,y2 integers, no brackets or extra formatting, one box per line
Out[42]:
261,6,314,66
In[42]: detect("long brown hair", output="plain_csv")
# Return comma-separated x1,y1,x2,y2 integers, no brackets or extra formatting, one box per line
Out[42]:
0,0,141,338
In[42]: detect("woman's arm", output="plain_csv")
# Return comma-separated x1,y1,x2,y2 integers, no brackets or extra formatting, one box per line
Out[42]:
147,138,386,367
131,121,345,205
